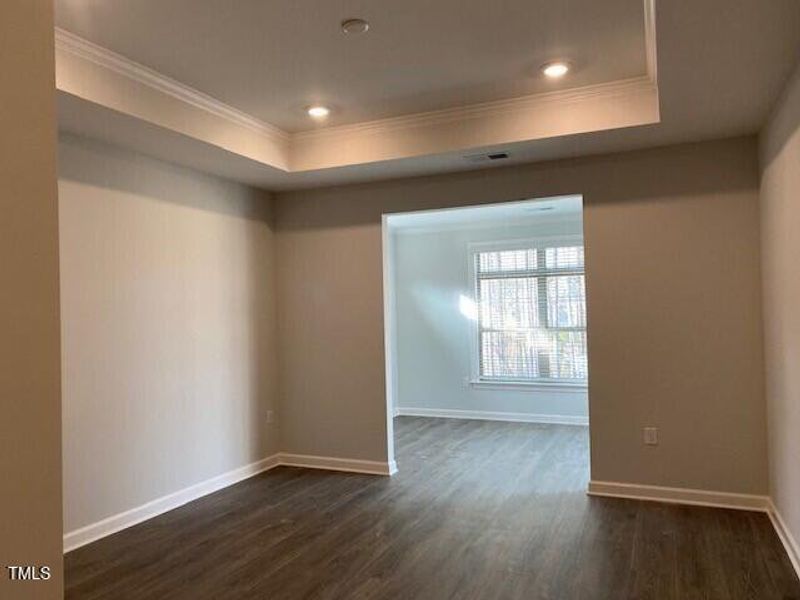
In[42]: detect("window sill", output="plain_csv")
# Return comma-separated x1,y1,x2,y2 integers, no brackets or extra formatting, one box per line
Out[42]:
469,379,588,393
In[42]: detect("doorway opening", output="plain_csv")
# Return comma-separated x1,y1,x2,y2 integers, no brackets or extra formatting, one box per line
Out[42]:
382,196,590,486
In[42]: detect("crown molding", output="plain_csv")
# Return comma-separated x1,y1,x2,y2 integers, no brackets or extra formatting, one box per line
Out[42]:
55,24,655,149
292,76,656,143
54,27,289,144
54,0,660,176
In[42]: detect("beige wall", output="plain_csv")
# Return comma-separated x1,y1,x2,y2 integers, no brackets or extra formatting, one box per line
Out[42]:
59,135,279,534
275,137,767,494
0,1,63,598
760,62,800,550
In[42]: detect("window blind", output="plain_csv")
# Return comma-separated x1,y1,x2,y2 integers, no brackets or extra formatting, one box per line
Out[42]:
474,244,587,383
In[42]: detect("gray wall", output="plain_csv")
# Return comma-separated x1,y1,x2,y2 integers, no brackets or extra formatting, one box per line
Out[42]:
0,2,63,597
59,135,279,534
393,220,588,421
275,137,767,494
760,61,800,552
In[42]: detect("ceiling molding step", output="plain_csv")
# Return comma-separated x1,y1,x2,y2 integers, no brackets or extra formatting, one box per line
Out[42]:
55,28,289,142
55,27,291,173
54,5,661,177
292,77,656,143
290,79,660,171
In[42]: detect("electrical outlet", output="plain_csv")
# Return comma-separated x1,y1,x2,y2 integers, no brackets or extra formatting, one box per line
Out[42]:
266,410,274,424
643,427,658,446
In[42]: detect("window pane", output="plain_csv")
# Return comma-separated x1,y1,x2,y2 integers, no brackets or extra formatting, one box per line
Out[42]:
480,331,542,379
547,275,586,328
479,329,588,381
550,330,588,379
477,248,537,274
478,277,540,330
475,245,587,383
545,246,584,270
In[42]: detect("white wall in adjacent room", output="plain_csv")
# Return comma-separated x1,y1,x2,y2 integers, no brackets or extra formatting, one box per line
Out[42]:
392,216,588,422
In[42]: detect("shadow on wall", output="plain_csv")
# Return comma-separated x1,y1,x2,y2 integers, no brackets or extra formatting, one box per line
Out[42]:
58,132,280,533
274,139,760,230
58,132,273,220
760,64,800,168
242,204,281,461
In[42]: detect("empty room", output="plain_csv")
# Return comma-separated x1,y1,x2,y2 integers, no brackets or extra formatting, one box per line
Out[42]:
385,198,592,516
2,1,800,599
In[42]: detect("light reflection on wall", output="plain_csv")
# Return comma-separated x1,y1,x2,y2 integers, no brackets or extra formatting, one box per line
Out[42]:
459,294,478,321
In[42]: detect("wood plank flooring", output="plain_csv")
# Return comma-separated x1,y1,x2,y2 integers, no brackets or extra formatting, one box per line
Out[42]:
65,417,800,599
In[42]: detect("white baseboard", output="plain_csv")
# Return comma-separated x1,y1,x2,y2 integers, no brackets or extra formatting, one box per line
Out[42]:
63,451,397,553
768,500,800,580
587,480,769,512
63,454,281,553
63,453,800,583
396,406,588,426
278,453,397,476
588,482,800,579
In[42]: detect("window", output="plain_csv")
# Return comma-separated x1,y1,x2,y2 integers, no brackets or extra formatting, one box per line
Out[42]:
473,241,587,385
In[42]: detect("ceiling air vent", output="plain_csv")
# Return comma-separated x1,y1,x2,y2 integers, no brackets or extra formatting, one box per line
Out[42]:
464,151,510,163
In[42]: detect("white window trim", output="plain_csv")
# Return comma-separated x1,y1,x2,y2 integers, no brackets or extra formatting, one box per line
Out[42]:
466,235,588,389
468,379,588,392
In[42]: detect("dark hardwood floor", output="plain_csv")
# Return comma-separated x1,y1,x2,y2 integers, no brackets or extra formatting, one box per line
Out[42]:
65,417,800,599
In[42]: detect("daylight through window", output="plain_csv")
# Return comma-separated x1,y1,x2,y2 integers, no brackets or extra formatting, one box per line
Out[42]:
474,243,588,383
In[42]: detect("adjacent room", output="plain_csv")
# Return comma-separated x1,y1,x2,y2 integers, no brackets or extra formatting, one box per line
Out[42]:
387,197,589,425
2,1,800,599
385,198,590,496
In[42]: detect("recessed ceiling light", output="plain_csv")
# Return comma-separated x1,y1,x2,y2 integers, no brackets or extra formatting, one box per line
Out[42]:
341,18,369,35
307,105,331,119
542,61,570,78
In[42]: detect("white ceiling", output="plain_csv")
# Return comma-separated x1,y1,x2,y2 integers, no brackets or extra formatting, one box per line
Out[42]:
54,1,800,191
55,0,647,132
387,196,583,232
